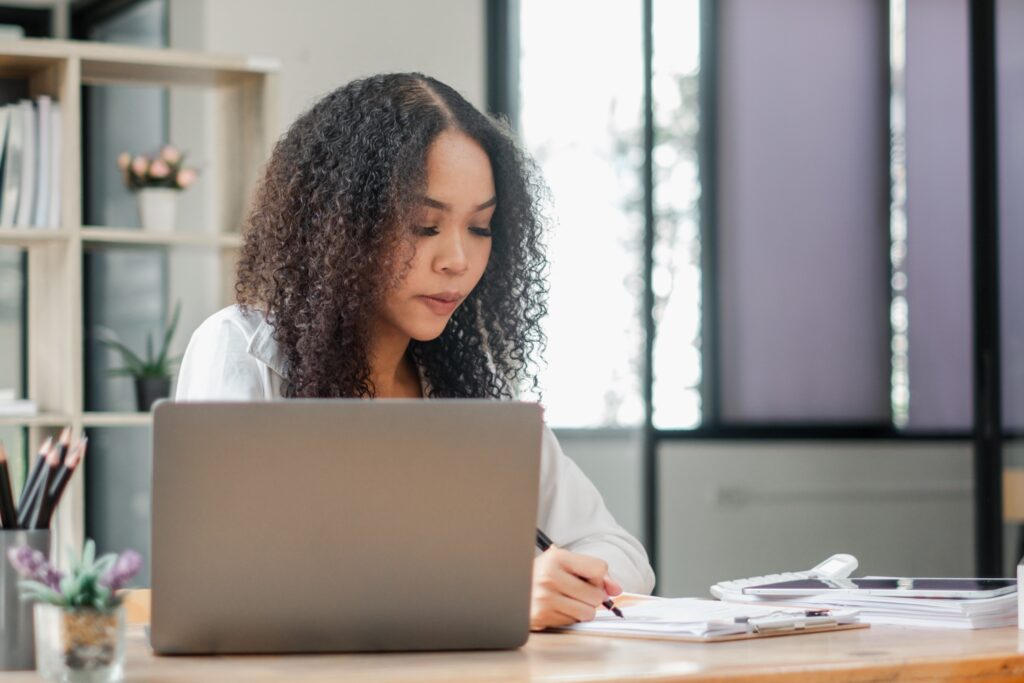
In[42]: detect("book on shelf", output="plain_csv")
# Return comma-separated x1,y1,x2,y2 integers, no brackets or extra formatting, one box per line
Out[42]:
0,393,37,417
0,101,23,227
32,94,50,228
15,99,35,228
47,101,61,228
0,106,9,222
0,96,61,230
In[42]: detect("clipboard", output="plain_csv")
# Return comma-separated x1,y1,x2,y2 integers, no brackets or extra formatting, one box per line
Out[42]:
554,620,869,643
550,593,868,643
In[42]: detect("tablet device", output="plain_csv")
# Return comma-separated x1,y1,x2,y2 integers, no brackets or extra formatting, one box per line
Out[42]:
742,577,1017,599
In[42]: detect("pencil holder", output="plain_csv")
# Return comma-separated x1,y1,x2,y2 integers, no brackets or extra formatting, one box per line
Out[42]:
0,529,51,671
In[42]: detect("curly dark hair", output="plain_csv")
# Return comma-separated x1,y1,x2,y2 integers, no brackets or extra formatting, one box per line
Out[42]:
235,73,548,399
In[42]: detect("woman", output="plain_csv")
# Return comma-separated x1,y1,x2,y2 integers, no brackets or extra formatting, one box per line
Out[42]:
176,73,655,629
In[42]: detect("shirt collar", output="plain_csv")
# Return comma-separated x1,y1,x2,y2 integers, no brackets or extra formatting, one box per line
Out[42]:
246,316,289,379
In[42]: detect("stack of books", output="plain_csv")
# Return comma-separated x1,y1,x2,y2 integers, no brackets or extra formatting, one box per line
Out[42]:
0,95,62,229
0,389,37,417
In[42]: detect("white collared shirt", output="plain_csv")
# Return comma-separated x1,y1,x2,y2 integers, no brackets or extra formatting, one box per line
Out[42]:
175,305,656,594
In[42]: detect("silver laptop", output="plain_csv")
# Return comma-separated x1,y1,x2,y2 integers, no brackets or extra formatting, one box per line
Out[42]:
150,400,542,654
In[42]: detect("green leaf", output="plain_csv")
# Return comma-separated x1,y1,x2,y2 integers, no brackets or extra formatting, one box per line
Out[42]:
66,543,80,575
83,539,96,568
146,333,155,365
99,338,146,375
19,580,64,605
155,301,181,370
93,554,116,576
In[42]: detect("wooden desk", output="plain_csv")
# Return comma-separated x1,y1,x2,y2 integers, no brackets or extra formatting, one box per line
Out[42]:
8,622,1024,682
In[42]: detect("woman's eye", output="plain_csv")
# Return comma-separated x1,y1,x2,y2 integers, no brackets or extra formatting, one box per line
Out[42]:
414,226,439,236
470,227,493,237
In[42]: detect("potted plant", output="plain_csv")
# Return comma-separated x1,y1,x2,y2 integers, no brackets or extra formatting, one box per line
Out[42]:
99,302,182,412
7,539,141,682
116,145,199,232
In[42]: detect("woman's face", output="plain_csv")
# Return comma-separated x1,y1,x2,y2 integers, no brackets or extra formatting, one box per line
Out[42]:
377,129,496,343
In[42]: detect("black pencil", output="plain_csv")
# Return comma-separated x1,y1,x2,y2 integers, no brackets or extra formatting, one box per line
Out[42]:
16,436,61,529
31,441,63,530
535,528,624,618
0,443,17,529
16,435,52,515
18,428,70,529
40,436,86,529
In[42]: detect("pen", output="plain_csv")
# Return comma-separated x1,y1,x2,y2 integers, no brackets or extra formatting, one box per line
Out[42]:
536,528,624,618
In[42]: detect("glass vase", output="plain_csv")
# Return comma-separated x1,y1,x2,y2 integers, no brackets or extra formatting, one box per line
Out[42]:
34,603,125,683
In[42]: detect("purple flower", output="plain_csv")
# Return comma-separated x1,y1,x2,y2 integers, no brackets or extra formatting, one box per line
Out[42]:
99,550,142,592
7,546,63,591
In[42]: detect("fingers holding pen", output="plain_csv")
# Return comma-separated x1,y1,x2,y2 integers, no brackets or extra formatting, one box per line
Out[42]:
530,546,618,631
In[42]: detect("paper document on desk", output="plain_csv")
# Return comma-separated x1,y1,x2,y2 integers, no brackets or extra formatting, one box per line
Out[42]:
556,594,859,641
795,591,1018,629
713,581,1017,629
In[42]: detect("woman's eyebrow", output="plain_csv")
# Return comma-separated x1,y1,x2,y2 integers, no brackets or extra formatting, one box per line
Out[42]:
420,196,497,212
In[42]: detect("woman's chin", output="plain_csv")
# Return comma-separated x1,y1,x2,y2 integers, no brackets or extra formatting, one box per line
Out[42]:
408,322,449,342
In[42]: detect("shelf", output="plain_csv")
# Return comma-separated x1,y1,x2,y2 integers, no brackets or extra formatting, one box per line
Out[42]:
82,412,152,428
0,38,276,554
0,39,279,87
0,228,243,248
0,413,72,428
81,227,242,248
0,229,72,247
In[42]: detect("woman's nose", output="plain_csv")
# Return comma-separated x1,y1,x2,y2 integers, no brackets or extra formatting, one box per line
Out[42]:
435,230,469,274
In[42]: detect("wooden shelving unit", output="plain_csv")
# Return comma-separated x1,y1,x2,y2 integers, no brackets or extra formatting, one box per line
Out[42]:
0,39,279,555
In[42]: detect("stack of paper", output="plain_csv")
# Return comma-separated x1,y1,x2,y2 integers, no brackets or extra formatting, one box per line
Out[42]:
794,591,1017,629
714,583,1017,629
557,595,859,641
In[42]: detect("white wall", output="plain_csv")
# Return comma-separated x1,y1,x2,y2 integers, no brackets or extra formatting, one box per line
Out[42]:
658,440,974,597
169,0,486,126
554,429,644,541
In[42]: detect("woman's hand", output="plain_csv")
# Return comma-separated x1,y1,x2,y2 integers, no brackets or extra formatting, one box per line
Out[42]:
530,546,623,631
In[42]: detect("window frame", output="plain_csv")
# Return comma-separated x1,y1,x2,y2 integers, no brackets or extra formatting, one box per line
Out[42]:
491,0,1004,573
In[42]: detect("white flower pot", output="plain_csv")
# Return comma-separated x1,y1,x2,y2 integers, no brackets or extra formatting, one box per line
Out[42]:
136,187,178,232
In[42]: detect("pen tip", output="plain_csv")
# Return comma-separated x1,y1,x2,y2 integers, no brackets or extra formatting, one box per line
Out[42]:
613,607,624,618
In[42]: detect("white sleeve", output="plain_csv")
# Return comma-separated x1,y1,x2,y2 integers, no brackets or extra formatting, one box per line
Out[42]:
536,425,656,595
174,314,276,401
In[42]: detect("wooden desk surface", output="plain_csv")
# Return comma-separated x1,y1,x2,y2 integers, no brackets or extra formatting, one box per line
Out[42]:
9,621,1024,682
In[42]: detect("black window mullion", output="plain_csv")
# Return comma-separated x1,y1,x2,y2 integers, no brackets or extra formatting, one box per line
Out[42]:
486,0,520,130
697,0,720,429
969,0,1003,577
640,0,658,578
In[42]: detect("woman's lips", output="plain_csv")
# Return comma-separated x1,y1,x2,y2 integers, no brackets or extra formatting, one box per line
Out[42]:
418,295,460,315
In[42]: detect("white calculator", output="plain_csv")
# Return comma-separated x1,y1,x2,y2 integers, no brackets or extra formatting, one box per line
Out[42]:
710,554,859,602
